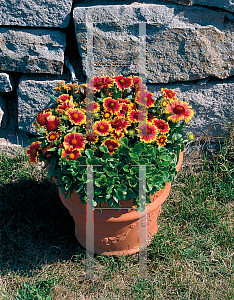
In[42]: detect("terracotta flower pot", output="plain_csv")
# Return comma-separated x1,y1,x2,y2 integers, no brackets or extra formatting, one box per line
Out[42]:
48,152,183,256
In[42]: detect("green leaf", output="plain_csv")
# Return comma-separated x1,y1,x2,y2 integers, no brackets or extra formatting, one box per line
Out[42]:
123,165,129,172
106,185,114,194
120,137,128,146
129,152,139,159
99,145,108,153
85,149,94,158
46,147,57,152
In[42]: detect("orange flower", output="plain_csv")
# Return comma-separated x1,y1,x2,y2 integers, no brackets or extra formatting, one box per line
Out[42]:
161,88,177,100
156,135,167,146
151,119,170,134
26,141,42,163
137,123,158,143
61,147,81,161
63,132,85,150
110,117,129,132
66,108,86,125
166,100,194,123
46,115,61,132
103,97,122,114
103,139,120,154
113,76,132,90
94,120,111,136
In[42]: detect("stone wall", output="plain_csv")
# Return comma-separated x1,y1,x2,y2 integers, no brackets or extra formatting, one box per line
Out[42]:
0,0,233,147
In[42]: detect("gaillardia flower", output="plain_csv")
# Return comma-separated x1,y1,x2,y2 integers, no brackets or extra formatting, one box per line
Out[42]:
161,88,177,100
88,76,113,91
63,132,85,150
66,108,86,125
166,100,194,123
156,135,167,147
61,147,81,161
110,117,129,132
94,120,111,136
103,97,122,114
57,100,74,111
57,94,73,103
47,132,60,142
85,134,99,145
137,123,158,143
36,111,52,127
103,139,120,154
113,76,132,90
152,119,170,134
46,115,61,132
26,141,42,163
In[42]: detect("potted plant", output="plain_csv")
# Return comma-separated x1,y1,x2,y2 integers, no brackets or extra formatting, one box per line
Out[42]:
26,76,194,255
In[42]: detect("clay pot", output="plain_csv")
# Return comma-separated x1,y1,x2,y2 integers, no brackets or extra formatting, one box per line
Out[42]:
48,152,183,256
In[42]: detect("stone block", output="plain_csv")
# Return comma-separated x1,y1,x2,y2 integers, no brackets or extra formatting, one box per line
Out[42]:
165,0,234,12
148,79,234,138
0,95,8,129
73,3,234,84
17,76,63,133
0,73,14,92
0,0,73,28
0,28,66,75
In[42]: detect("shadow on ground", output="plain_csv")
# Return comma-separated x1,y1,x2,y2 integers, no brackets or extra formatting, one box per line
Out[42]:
0,178,85,276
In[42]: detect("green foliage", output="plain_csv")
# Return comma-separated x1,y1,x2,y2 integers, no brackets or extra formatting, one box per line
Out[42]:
16,281,53,300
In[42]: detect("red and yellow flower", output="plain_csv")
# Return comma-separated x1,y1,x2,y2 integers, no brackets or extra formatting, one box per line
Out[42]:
156,135,167,146
88,76,113,91
26,141,42,163
36,111,52,127
57,94,73,103
46,115,61,132
127,110,139,123
61,147,81,161
103,110,112,120
136,91,155,107
66,108,86,125
85,102,100,113
137,123,158,143
110,117,129,132
94,120,111,136
113,76,132,90
47,131,60,142
63,132,85,150
152,119,170,134
130,76,146,92
103,97,122,114
102,139,120,155
161,88,177,100
111,130,124,140
57,100,74,111
166,100,194,123
85,134,99,145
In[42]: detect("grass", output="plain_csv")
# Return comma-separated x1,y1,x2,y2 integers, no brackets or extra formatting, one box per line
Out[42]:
0,128,233,300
